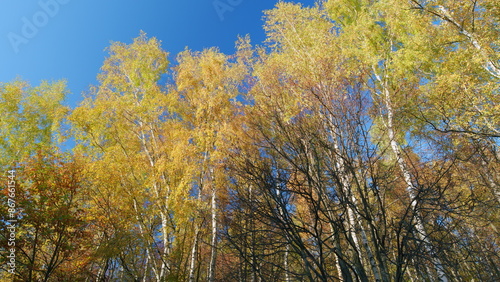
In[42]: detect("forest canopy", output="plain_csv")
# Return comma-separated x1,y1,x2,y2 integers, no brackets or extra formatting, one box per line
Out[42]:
1,0,499,281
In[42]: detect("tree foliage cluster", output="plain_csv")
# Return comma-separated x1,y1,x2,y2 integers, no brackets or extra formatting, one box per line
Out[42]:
1,0,499,281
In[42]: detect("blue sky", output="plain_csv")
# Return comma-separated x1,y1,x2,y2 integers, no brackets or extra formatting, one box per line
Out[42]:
0,0,316,108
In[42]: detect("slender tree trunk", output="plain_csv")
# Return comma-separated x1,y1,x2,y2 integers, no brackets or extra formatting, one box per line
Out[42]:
333,231,354,282
132,198,160,281
139,125,170,281
188,227,200,282
190,148,211,281
303,137,352,281
480,157,500,205
329,119,370,281
96,262,103,282
368,220,391,282
312,82,376,280
143,248,150,282
433,5,500,79
158,206,169,281
377,71,448,282
284,244,291,282
208,186,218,282
356,215,383,282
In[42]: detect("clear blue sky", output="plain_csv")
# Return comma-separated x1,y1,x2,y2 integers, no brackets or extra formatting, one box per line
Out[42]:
0,0,316,108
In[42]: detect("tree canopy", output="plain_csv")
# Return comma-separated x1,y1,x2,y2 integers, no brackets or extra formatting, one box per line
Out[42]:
1,0,499,281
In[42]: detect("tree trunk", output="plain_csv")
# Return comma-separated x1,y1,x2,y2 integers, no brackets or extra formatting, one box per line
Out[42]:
208,186,218,282
188,227,200,282
284,244,291,282
379,72,448,282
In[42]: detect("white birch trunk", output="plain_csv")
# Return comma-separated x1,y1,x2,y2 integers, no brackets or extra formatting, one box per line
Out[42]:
143,249,149,282
138,123,170,281
328,114,379,281
284,244,290,282
188,227,200,282
132,198,160,281
378,72,448,282
435,6,500,79
208,186,218,282
481,158,500,205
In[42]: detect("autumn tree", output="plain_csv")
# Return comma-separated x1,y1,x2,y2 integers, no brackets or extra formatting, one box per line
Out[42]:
70,32,193,281
1,0,498,281
5,152,94,281
0,80,73,281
